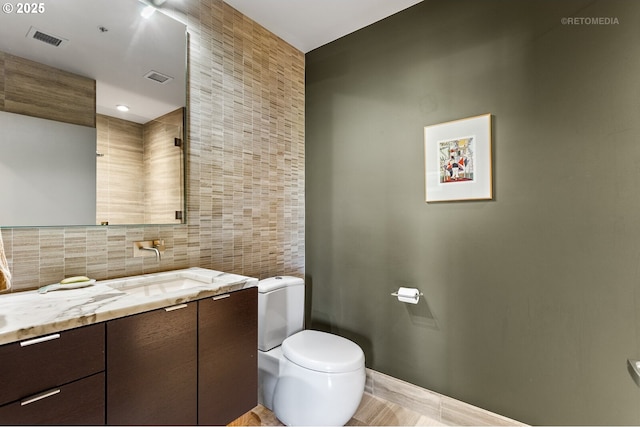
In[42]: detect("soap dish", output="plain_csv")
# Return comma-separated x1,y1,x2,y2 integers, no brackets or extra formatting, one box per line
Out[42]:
38,280,96,294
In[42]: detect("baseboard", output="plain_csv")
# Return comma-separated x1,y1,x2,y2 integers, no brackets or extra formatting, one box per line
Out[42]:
365,369,527,426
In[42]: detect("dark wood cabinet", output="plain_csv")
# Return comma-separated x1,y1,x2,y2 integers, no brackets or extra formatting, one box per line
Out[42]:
198,287,258,425
106,302,198,426
0,323,105,425
0,373,105,425
0,287,257,426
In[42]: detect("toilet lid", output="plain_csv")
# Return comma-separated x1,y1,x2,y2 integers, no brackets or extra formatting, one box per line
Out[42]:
281,330,364,373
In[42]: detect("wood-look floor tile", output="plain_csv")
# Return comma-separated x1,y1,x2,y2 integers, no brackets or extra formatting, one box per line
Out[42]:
228,404,283,426
229,394,444,427
350,393,444,426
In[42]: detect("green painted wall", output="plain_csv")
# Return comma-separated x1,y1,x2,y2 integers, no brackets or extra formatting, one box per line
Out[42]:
305,0,640,424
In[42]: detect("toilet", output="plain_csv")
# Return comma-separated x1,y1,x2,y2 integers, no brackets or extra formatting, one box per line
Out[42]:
257,276,365,426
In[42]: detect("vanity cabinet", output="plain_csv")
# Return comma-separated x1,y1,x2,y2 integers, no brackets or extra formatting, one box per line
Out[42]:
106,301,198,425
198,287,258,425
0,285,257,426
0,323,106,425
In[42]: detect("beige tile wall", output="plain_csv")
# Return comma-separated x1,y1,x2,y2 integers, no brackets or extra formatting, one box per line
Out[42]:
97,108,184,225
96,114,145,225
0,51,95,127
1,0,305,291
143,108,185,225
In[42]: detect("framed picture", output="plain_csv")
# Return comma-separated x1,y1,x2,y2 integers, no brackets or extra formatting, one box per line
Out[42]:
424,113,492,202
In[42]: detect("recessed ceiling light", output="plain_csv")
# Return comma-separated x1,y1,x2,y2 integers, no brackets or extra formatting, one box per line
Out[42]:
141,5,156,18
116,105,129,112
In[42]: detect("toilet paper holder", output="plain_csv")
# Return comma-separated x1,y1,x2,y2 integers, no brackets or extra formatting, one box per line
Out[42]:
390,290,424,297
391,287,423,304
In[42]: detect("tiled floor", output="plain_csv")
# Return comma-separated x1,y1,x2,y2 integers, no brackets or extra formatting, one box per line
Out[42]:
230,393,444,426
230,369,525,426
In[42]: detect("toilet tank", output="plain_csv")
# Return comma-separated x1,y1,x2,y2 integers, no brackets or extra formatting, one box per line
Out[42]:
258,276,305,352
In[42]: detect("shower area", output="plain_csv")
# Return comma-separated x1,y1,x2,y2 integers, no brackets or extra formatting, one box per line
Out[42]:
96,107,184,225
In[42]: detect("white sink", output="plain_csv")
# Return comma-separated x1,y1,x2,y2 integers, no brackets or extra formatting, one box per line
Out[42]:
107,273,211,297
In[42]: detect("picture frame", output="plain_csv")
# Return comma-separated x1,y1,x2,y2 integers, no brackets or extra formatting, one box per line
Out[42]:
424,113,493,202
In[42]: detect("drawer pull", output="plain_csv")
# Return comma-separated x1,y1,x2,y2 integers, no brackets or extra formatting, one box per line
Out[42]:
212,294,230,301
165,303,188,312
21,388,61,406
20,333,61,347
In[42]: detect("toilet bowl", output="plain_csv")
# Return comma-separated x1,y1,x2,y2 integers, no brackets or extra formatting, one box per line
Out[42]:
274,329,365,426
257,277,365,426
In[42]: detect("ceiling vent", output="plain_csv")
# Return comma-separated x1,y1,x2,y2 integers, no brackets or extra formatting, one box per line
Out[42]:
144,70,174,84
26,26,68,47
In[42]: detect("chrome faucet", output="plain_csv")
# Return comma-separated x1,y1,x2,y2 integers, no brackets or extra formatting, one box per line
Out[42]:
139,245,161,262
134,240,165,262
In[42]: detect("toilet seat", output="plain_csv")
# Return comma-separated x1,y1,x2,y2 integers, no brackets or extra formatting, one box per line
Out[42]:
281,330,364,373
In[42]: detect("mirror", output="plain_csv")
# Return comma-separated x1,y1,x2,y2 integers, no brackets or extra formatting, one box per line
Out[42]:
0,0,187,227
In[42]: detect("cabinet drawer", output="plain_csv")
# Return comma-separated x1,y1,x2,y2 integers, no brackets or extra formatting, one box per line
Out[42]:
0,372,105,425
0,323,105,406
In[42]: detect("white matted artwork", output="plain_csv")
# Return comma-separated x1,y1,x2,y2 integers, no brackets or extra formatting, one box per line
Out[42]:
424,113,492,202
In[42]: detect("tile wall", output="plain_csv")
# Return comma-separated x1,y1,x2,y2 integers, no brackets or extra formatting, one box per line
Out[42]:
96,114,145,225
0,51,95,127
1,0,305,291
96,108,184,226
143,108,185,225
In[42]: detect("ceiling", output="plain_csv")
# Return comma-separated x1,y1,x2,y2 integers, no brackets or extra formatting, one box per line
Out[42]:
222,0,424,53
0,0,422,124
0,0,186,124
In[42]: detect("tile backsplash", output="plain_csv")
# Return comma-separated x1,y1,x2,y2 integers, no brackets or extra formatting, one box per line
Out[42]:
1,0,305,291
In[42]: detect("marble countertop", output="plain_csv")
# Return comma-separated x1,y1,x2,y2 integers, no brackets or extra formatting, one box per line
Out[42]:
0,267,258,346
